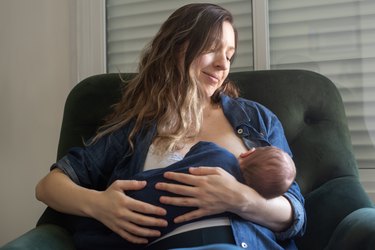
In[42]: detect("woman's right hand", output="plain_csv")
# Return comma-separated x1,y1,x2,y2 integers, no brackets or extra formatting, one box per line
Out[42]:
90,180,168,244
36,170,167,244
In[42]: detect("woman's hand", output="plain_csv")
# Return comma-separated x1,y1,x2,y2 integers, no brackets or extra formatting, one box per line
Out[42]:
93,180,168,244
155,167,244,223
36,169,168,245
155,167,293,232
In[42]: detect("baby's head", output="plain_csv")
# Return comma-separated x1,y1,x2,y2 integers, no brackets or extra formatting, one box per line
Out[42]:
238,146,296,199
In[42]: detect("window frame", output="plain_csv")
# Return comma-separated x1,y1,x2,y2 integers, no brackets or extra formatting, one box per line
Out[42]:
75,0,106,83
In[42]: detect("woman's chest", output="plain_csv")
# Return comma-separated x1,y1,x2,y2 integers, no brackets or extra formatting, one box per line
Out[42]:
195,107,248,157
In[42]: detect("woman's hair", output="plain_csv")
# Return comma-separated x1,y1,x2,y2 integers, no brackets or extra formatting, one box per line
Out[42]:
93,3,239,153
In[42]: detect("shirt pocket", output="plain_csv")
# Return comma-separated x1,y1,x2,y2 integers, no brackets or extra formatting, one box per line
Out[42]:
235,124,271,149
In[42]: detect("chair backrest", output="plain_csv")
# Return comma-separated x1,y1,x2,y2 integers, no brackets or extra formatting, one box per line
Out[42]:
231,70,358,192
39,70,373,250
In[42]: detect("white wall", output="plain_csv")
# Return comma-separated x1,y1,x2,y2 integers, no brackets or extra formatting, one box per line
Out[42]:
0,0,77,245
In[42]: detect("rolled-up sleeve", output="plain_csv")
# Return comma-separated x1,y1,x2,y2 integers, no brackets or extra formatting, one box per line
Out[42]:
51,156,80,184
276,182,307,240
51,128,130,190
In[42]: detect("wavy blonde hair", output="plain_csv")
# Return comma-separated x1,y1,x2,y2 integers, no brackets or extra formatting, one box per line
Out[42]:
93,3,239,153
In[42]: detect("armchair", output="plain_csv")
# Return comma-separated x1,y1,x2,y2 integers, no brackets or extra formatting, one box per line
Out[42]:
2,70,374,250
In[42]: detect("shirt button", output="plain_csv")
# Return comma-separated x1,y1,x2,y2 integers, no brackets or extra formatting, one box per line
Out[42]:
237,128,243,134
241,242,248,248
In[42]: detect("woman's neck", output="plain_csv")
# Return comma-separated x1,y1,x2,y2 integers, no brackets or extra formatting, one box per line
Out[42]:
203,101,221,117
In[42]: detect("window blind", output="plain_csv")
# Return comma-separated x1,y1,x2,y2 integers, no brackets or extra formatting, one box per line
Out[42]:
268,0,375,169
106,0,253,73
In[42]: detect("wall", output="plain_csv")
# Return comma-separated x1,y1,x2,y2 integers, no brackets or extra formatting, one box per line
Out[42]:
0,0,77,245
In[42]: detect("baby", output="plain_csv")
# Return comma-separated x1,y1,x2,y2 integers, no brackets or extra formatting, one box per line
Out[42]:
238,145,296,199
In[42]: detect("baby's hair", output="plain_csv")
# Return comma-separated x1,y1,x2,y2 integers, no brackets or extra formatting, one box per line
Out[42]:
241,147,296,199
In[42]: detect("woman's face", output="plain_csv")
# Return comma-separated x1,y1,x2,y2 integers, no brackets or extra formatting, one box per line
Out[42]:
190,21,236,102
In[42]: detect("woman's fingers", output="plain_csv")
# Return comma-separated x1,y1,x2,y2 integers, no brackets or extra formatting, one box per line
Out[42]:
113,181,168,227
174,209,206,223
159,195,198,207
155,181,197,197
96,179,170,243
155,166,242,224
113,179,147,190
107,204,166,243
113,180,167,216
188,166,230,176
125,195,167,217
113,220,161,244
116,229,149,244
162,171,202,185
117,219,161,238
123,199,168,227
156,167,229,187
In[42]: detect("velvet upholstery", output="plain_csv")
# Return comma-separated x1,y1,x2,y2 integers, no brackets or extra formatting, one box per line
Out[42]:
2,70,374,250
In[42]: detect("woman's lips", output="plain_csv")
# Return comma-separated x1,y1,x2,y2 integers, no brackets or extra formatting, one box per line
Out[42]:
203,72,220,83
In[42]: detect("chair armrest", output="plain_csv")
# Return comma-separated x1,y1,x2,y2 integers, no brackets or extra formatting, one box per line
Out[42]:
325,207,375,250
1,224,75,250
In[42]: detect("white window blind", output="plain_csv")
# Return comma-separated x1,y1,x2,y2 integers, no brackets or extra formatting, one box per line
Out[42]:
106,0,253,73
268,0,375,170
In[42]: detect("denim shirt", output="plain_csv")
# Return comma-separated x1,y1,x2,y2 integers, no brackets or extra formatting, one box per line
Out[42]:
55,94,306,250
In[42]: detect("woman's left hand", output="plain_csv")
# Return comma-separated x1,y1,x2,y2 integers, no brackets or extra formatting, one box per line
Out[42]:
155,166,246,223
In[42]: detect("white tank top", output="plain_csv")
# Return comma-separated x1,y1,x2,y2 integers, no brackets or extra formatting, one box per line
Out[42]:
143,144,184,171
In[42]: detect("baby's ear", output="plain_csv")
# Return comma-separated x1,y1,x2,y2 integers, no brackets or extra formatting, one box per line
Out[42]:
239,148,256,158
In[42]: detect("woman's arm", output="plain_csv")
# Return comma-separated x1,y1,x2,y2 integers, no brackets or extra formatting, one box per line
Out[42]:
228,177,293,232
155,167,293,232
36,169,168,244
36,169,100,217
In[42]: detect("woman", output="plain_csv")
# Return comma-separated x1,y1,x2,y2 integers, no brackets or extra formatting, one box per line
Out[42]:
36,3,305,250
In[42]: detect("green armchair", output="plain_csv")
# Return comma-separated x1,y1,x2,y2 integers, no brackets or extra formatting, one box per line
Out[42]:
2,70,375,250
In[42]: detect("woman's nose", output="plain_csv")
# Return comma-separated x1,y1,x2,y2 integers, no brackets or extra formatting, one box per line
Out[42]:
214,52,230,70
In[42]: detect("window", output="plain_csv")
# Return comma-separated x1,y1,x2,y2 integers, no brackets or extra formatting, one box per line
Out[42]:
267,0,375,199
106,0,253,73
